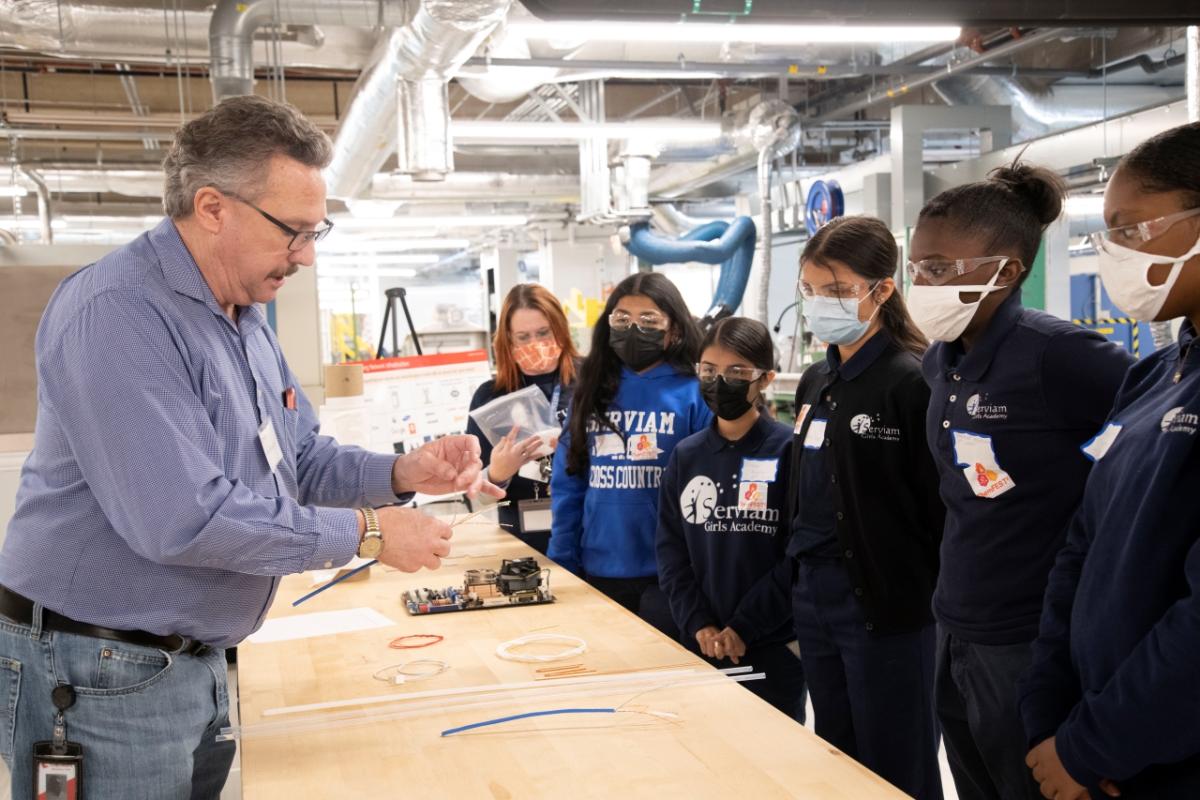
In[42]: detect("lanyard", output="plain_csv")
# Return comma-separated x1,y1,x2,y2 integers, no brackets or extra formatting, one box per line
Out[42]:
550,383,563,421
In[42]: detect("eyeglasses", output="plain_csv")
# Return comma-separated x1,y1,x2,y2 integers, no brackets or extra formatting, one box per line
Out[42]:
225,191,334,252
696,363,765,387
609,310,669,332
1089,207,1200,254
906,256,1009,286
798,279,877,300
511,327,555,346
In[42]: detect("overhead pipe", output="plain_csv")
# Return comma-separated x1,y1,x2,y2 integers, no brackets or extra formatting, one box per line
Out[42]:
0,0,378,71
932,75,1183,142
20,168,52,244
324,0,511,197
809,28,1069,122
208,0,411,102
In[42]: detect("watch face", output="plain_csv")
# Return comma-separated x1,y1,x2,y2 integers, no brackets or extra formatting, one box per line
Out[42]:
359,534,384,559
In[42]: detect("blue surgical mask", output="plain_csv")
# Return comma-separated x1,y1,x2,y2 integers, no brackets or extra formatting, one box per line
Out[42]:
802,289,879,346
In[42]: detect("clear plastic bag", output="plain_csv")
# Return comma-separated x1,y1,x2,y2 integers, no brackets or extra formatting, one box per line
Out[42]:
469,385,559,457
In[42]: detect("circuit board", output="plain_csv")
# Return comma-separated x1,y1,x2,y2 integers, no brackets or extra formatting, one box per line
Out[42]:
401,559,556,616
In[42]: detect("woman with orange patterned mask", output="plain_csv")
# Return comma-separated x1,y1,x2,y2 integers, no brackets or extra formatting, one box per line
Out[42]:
466,283,580,554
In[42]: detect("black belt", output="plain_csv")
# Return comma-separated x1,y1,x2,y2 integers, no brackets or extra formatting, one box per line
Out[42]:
0,585,212,657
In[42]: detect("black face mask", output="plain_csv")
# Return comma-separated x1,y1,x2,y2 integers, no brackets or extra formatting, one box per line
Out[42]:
609,326,667,371
701,377,758,421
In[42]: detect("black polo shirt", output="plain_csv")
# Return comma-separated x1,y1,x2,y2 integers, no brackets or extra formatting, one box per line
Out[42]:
923,290,1133,645
790,332,892,559
787,330,944,635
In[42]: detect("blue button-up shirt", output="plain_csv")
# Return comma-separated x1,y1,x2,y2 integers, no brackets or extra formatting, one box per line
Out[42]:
0,219,401,647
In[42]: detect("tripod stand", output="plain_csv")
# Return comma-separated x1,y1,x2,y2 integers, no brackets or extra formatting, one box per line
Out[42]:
376,287,423,358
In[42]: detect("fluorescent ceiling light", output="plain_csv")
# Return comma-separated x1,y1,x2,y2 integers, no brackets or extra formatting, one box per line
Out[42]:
507,21,961,45
452,120,722,142
0,186,28,198
318,253,441,266
330,214,527,229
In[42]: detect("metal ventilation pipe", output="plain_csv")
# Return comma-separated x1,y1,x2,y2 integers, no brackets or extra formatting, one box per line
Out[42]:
208,0,411,102
325,0,511,197
20,168,52,244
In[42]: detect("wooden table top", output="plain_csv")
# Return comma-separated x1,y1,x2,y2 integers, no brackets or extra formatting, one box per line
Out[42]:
236,519,909,799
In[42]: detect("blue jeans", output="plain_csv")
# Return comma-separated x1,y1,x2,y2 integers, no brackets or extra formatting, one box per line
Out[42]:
0,604,235,799
793,558,943,800
934,627,1042,800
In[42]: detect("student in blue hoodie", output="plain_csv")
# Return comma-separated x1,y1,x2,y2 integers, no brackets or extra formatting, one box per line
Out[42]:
550,272,711,631
656,316,806,721
907,162,1134,800
1020,122,1200,800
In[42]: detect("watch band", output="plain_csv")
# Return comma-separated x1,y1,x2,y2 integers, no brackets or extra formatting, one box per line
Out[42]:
358,506,383,558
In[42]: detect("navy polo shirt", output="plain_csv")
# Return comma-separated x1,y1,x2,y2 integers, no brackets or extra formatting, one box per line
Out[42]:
923,290,1133,645
790,331,892,559
656,414,794,647
1020,322,1200,789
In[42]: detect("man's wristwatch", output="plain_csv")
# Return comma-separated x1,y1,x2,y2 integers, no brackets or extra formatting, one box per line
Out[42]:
357,506,383,559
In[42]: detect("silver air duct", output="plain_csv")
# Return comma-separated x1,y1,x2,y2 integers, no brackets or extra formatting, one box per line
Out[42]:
208,0,411,102
324,0,511,197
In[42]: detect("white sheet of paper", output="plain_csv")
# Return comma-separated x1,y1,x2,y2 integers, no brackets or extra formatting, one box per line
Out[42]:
246,607,395,644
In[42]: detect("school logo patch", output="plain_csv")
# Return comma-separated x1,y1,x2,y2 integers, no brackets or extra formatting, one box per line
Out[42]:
1161,407,1199,435
681,475,719,524
966,393,1008,420
849,412,901,442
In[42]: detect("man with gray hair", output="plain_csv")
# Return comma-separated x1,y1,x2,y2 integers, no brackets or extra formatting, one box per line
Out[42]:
0,95,501,797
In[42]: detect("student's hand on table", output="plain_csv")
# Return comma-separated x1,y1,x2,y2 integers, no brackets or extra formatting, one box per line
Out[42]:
715,627,747,665
376,507,453,572
695,625,721,659
487,426,548,484
393,434,505,499
1026,737,1093,800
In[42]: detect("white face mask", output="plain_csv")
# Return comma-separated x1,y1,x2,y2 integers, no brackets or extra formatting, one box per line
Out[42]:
906,262,1010,343
1096,231,1200,321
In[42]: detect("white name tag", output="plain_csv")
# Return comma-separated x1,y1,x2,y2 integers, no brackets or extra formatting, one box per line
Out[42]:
1081,423,1122,462
803,418,828,450
259,418,284,473
627,432,661,461
951,430,1015,499
741,458,779,483
592,433,625,458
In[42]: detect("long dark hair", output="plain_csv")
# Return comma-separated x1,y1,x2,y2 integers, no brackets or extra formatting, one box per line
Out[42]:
801,215,927,357
1118,121,1200,206
565,272,702,476
918,159,1066,286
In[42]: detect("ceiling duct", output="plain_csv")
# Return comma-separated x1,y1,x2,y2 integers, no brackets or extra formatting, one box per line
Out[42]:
932,75,1183,142
208,0,411,102
0,0,379,71
324,0,511,197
